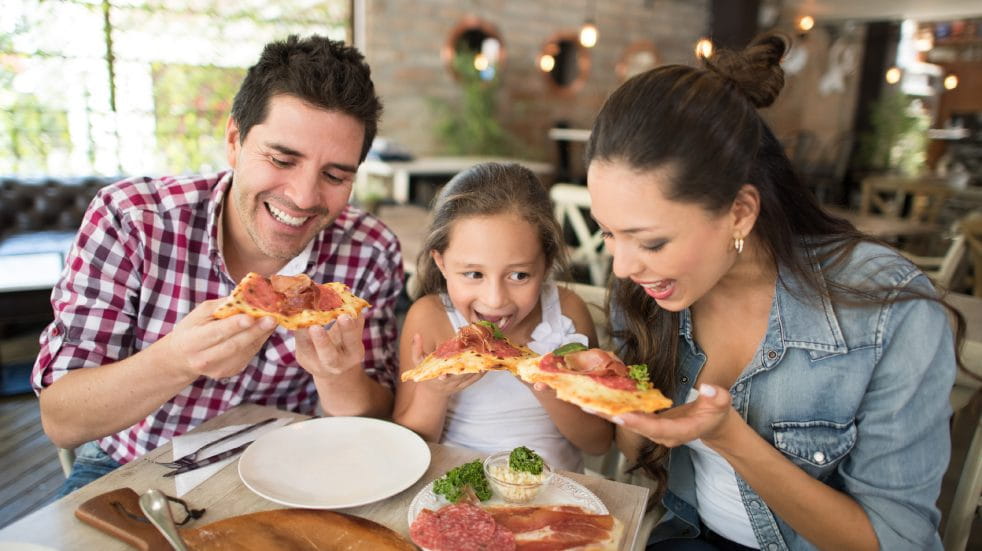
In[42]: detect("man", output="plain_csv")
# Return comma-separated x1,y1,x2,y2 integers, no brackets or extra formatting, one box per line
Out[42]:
31,35,402,493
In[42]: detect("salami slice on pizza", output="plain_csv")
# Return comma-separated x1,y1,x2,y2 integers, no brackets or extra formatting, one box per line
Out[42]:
401,322,536,383
213,272,370,330
516,345,672,416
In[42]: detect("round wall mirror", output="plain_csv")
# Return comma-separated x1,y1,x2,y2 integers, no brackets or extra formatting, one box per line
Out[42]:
442,17,504,82
616,40,660,81
538,32,590,94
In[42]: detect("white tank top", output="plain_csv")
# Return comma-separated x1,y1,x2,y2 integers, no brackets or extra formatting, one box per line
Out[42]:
683,389,760,548
440,282,588,472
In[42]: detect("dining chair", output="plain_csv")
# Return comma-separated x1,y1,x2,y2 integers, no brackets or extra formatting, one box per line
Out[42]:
859,175,954,225
960,215,982,298
550,184,611,286
57,447,75,477
901,226,967,293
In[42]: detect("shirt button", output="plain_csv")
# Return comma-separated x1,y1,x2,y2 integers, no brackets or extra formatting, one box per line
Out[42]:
767,350,778,360
681,375,689,383
750,500,761,509
52,327,60,336
813,451,826,464
736,383,745,392
768,544,779,551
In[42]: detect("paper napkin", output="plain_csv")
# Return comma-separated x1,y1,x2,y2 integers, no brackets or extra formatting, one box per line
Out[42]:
170,417,293,496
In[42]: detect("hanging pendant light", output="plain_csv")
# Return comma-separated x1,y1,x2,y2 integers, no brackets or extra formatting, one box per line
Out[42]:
579,0,598,48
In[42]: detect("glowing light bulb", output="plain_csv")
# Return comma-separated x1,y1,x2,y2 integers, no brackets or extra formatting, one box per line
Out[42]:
695,38,713,59
474,53,489,71
885,67,901,84
539,54,556,72
944,74,958,90
579,21,598,48
798,15,815,32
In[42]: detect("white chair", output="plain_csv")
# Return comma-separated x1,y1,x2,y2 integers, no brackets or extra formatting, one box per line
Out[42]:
57,447,74,477
902,232,967,292
551,184,611,286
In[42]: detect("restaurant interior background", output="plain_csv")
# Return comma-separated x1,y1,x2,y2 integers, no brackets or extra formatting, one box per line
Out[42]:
1,0,981,545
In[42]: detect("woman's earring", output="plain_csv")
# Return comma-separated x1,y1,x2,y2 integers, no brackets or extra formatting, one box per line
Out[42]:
734,236,744,254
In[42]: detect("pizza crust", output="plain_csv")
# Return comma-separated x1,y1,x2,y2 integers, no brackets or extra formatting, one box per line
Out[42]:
401,346,533,382
515,357,673,416
213,272,370,330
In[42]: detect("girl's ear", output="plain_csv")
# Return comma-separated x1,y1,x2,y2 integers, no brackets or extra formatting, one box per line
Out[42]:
431,250,448,278
730,184,760,238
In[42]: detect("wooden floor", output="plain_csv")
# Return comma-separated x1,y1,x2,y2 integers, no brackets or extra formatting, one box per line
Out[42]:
0,393,63,529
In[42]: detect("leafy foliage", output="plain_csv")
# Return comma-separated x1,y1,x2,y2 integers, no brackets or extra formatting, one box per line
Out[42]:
432,54,512,156
432,459,492,503
857,91,929,176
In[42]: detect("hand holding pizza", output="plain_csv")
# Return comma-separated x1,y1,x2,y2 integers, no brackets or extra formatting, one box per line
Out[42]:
294,314,367,378
408,334,486,396
602,383,735,448
162,298,278,381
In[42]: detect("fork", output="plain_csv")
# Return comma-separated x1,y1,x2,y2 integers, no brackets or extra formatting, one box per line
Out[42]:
152,417,278,469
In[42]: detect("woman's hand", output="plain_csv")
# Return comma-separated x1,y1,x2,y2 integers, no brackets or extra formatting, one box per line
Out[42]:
602,383,737,448
295,314,366,378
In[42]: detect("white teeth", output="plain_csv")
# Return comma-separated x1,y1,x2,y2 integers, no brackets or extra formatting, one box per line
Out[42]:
267,203,309,227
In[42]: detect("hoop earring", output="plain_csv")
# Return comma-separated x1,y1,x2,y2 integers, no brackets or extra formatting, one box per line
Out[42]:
734,237,744,254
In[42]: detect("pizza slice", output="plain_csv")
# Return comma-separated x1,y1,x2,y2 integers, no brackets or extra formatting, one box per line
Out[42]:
515,344,672,416
213,272,370,330
401,321,536,382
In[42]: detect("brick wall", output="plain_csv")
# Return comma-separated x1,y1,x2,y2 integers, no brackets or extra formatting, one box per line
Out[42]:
362,0,709,168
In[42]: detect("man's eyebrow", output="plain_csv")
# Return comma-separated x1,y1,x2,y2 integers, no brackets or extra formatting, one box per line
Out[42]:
266,142,358,173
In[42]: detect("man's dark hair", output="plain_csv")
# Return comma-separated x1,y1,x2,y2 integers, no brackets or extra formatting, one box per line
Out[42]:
231,34,382,162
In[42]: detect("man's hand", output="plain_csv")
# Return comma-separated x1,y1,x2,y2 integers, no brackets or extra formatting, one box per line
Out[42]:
162,298,277,381
294,314,366,378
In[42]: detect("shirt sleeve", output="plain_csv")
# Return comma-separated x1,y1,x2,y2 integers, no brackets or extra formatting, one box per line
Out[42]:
839,275,955,550
32,189,144,393
355,231,404,391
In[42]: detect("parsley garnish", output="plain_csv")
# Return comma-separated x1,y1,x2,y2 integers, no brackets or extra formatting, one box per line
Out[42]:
508,446,544,475
551,342,588,356
432,460,492,502
475,320,505,339
628,364,652,391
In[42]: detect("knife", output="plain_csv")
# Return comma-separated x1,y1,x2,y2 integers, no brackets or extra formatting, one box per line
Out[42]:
163,441,253,477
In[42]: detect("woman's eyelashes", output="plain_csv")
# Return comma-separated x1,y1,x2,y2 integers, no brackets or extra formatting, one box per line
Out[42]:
599,230,666,252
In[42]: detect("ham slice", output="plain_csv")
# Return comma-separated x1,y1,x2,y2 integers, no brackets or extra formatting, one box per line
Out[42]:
485,505,622,550
561,349,631,379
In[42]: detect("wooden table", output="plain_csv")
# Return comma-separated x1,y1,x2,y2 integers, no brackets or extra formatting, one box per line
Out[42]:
824,206,941,239
0,404,650,549
357,157,554,204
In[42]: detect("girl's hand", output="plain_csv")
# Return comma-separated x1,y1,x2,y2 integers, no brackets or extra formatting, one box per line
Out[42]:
596,384,736,448
410,333,485,395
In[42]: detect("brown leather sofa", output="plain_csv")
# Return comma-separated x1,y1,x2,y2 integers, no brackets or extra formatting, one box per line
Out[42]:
0,176,114,242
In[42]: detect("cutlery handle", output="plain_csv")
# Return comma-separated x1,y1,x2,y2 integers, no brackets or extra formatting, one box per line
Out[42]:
164,441,253,477
193,417,277,456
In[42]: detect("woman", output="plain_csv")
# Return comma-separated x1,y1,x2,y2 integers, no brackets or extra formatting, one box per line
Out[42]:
585,34,958,550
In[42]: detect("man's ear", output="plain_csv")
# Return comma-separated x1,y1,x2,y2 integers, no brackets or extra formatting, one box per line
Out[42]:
225,116,241,169
730,184,761,238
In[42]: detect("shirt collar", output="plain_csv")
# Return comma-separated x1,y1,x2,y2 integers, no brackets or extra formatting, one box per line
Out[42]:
677,242,848,361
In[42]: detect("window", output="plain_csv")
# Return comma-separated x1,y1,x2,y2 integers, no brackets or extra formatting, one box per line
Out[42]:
1,0,350,177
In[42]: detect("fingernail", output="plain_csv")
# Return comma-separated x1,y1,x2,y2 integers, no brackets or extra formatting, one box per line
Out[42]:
260,317,277,330
699,384,717,397
611,416,624,425
238,317,253,329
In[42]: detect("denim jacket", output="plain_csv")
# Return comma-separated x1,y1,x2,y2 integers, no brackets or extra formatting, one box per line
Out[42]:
643,241,956,550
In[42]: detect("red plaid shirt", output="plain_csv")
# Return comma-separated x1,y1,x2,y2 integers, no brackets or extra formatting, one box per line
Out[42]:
32,171,403,464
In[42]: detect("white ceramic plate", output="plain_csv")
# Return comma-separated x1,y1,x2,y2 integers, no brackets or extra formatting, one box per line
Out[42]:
238,417,431,509
407,473,607,525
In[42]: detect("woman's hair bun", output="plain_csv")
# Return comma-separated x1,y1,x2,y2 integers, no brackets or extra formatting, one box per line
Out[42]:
704,32,789,108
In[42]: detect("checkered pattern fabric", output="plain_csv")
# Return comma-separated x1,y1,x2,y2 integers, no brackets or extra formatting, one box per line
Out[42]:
32,171,403,464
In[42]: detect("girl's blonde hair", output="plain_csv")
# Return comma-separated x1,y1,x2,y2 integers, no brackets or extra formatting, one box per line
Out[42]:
415,162,568,296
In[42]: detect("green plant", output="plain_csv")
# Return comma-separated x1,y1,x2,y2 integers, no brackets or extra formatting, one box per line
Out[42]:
432,54,512,156
857,91,930,176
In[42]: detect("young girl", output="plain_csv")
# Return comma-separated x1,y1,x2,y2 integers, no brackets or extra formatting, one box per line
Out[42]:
393,162,612,472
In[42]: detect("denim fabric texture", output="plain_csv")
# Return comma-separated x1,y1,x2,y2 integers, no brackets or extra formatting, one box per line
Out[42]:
630,241,956,551
57,441,121,497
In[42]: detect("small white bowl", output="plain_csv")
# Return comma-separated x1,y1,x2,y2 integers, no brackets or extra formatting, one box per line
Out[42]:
482,451,552,503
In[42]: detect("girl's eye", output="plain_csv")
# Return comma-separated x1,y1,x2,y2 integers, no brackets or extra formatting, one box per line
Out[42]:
508,272,531,282
462,271,482,280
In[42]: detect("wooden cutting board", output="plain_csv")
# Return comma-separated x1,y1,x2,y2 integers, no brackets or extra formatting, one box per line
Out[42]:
181,508,416,550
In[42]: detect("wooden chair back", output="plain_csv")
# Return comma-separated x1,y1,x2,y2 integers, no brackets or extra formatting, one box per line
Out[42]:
859,175,954,224
550,184,611,286
960,214,982,298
